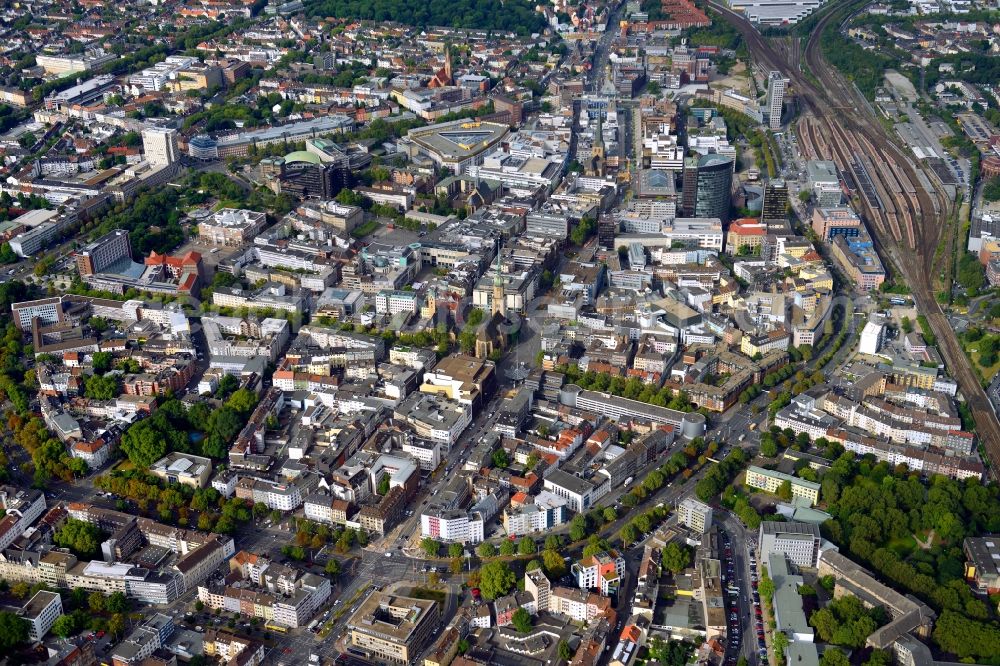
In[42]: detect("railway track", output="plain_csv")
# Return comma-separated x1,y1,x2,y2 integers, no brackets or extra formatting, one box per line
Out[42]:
707,0,1000,473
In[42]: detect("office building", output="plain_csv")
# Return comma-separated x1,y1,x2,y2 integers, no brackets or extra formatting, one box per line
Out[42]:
149,452,213,489
560,385,705,437
348,591,439,664
677,497,713,533
142,127,179,167
758,521,822,568
807,161,842,206
767,71,786,130
811,207,861,240
20,590,63,641
199,209,268,247
264,152,352,200
859,318,886,356
745,466,820,506
761,179,788,223
543,468,606,514
598,215,618,249
36,50,116,75
683,154,733,223
503,493,567,535
9,221,62,258
11,297,65,331
76,229,132,276
420,506,484,544
831,230,885,291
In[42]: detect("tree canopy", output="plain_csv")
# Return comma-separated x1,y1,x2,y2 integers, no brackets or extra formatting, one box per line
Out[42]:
304,0,546,34
662,542,692,574
0,612,28,651
53,518,102,559
478,561,516,600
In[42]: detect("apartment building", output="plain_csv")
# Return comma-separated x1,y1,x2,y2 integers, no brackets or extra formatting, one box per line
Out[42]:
744,466,820,506
573,551,625,595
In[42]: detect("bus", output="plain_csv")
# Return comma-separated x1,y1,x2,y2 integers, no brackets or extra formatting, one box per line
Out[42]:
265,622,289,634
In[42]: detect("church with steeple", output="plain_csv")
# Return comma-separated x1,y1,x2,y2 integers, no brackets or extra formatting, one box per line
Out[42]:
474,241,521,360
428,45,454,88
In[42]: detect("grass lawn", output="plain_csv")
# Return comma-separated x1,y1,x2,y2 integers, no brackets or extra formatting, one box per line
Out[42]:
960,338,1000,382
971,348,1000,381
409,587,446,604
887,534,917,558
113,459,135,472
351,219,380,238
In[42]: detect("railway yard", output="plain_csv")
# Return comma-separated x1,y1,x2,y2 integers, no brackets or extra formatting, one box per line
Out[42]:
708,0,1000,473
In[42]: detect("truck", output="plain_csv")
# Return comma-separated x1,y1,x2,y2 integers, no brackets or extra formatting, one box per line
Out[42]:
623,476,634,487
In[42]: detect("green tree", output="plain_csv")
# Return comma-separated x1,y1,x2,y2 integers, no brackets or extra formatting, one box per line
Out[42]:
932,610,1000,660
105,591,128,614
420,537,441,558
107,613,126,638
864,650,893,666
777,480,793,501
0,243,17,264
478,561,516,600
0,612,28,650
492,448,510,468
499,539,516,556
51,614,79,638
620,522,640,545
511,607,532,633
542,549,567,577
984,176,1000,202
91,351,113,374
53,518,102,559
448,542,464,558
569,515,588,541
84,373,119,400
772,631,789,664
662,542,691,574
558,639,573,661
820,649,850,666
518,537,536,556
226,388,259,415
88,592,106,613
477,542,497,558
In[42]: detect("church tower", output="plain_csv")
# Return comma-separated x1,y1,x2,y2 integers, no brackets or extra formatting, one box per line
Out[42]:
425,286,437,319
444,45,453,86
491,241,506,318
589,111,605,177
